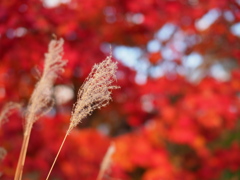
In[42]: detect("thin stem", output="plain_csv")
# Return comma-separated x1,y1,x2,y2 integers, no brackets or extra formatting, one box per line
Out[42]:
46,132,68,180
14,122,33,180
97,170,104,180
97,142,115,180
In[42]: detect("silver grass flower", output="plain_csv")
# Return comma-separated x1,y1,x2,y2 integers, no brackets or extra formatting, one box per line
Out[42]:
15,38,67,180
0,102,21,127
46,55,119,180
68,55,118,134
26,38,67,125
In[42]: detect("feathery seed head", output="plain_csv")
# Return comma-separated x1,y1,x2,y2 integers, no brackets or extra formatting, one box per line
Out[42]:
26,38,67,124
0,102,22,127
0,147,7,161
68,55,119,133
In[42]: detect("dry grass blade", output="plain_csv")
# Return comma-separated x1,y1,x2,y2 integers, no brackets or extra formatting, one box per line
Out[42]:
0,102,21,127
0,147,7,177
14,38,67,180
46,55,119,180
0,147,7,161
97,142,115,180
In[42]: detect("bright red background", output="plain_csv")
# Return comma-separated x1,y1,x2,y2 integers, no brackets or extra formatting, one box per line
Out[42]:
0,0,240,179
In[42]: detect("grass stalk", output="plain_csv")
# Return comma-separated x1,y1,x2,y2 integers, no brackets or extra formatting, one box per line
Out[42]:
46,131,68,180
97,170,104,180
97,143,115,180
14,120,33,180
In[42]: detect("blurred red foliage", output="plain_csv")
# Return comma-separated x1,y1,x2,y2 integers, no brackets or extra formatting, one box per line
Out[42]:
0,0,240,179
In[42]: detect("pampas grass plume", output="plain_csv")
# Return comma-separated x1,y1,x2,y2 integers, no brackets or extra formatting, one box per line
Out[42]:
46,55,119,180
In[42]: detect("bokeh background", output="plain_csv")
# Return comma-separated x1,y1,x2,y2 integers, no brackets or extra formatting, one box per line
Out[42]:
0,0,240,179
